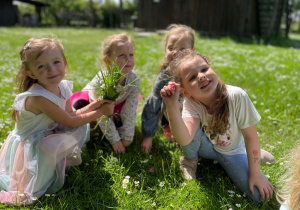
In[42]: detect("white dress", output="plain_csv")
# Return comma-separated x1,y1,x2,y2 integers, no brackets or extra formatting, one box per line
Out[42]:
0,80,89,205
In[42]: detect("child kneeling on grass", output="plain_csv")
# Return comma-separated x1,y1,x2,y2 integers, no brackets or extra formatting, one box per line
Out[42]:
160,49,273,203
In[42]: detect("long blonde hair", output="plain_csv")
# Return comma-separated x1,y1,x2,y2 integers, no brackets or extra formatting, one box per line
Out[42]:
169,49,230,139
276,143,300,210
12,38,66,122
159,24,195,72
101,33,135,61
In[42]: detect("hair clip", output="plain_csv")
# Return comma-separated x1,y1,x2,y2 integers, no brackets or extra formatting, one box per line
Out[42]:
24,42,31,50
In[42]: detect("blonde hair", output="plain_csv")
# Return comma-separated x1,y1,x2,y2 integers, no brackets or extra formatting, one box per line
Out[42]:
169,49,230,139
160,24,195,72
277,143,300,210
12,38,66,122
101,33,135,60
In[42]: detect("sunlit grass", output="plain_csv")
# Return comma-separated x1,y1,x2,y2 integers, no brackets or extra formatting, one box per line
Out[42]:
0,27,299,209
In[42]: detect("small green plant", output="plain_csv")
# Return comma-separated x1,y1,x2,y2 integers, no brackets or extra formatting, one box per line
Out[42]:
96,57,123,100
93,57,138,131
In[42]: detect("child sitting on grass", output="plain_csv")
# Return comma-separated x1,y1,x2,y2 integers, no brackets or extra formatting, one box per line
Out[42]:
0,38,114,205
160,49,273,203
72,33,140,155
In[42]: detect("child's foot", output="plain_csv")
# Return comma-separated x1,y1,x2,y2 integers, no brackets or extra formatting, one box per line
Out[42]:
179,157,198,180
260,149,275,165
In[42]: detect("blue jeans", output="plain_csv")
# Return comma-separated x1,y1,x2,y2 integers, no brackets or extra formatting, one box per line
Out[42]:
181,127,267,203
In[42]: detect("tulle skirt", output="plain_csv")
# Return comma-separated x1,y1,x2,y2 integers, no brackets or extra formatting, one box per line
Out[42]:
0,124,89,205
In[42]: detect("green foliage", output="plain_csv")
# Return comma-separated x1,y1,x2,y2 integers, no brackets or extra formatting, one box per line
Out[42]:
0,27,300,209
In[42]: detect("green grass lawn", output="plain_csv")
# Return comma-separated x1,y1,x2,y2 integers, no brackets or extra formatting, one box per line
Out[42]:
0,27,299,209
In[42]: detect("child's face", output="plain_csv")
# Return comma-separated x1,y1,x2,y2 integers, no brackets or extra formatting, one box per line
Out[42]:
179,56,218,102
26,48,66,89
108,42,134,74
165,35,193,64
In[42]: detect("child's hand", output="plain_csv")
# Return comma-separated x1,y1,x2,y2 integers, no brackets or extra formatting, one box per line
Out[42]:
141,137,153,155
100,100,115,116
160,82,180,106
249,173,274,201
112,141,126,154
121,139,132,147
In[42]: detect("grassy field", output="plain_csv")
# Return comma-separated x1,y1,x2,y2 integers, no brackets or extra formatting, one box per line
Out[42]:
0,27,299,209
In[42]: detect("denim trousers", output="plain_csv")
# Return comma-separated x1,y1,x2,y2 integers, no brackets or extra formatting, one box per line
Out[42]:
181,127,267,203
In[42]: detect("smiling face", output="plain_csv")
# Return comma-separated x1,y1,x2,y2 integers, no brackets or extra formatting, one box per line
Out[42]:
179,56,218,104
26,47,66,90
107,41,135,74
165,35,193,64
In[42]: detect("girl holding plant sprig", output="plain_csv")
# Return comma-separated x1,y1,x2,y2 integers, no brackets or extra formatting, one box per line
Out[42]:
0,38,115,205
81,33,140,155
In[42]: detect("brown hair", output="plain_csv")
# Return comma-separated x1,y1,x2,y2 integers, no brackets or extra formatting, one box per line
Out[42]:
169,49,230,139
159,24,195,72
276,143,300,209
102,33,135,60
12,38,66,121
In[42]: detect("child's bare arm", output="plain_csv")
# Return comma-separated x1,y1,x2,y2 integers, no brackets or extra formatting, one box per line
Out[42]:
161,82,199,146
30,96,114,128
242,125,274,200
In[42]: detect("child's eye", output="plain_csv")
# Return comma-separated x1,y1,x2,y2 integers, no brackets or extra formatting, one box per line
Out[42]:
168,46,174,51
119,54,126,58
38,65,46,69
130,54,134,57
201,68,208,73
54,60,61,64
179,48,185,51
189,75,196,81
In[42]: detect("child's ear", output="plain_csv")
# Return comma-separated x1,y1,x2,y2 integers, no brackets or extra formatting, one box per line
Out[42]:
26,70,37,80
180,87,192,98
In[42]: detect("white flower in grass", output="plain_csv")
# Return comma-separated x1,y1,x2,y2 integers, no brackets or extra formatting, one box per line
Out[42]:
134,181,140,186
277,141,282,144
123,178,129,184
126,191,131,194
18,193,24,197
149,155,152,159
122,184,127,189
140,159,149,163
112,157,118,162
236,194,242,198
159,182,164,187
32,197,38,201
266,162,271,165
182,182,187,186
269,145,275,149
213,160,218,164
243,193,247,197
280,162,284,166
86,163,89,166
236,203,241,207
45,194,50,197
229,194,234,197
266,175,270,179
122,167,125,169
228,190,235,194
229,208,233,210
52,194,56,196
125,176,130,179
